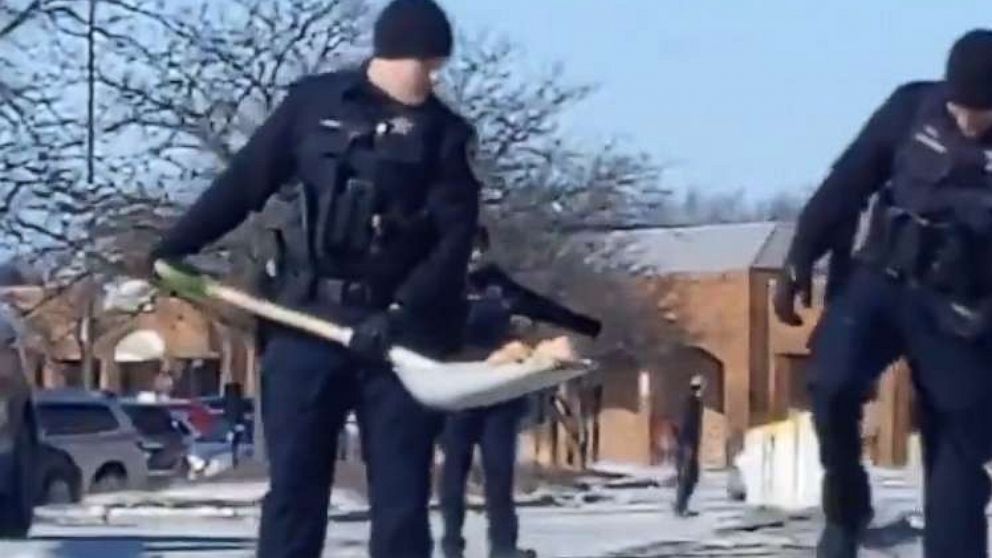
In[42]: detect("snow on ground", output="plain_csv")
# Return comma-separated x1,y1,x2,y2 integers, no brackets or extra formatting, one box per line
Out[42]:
1,465,941,557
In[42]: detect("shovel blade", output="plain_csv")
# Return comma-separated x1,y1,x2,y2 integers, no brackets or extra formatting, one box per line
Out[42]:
393,359,595,410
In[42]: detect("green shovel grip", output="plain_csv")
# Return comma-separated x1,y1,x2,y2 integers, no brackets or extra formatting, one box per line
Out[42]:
152,260,210,300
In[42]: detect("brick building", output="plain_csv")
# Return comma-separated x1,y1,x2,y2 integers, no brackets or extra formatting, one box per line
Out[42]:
0,281,257,398
524,222,913,470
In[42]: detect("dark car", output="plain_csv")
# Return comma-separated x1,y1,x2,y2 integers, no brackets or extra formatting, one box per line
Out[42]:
119,400,190,479
0,303,37,538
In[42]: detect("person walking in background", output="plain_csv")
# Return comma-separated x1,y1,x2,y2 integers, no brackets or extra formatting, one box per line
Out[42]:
674,374,705,517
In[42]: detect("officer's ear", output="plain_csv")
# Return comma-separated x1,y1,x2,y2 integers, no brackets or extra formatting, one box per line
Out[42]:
426,57,448,74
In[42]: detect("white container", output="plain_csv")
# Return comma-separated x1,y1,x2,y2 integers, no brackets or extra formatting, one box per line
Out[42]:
734,411,823,510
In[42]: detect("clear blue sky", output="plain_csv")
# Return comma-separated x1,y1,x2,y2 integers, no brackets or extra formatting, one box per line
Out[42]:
439,0,989,196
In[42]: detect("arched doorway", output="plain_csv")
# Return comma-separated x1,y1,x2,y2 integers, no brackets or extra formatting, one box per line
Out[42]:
114,329,167,394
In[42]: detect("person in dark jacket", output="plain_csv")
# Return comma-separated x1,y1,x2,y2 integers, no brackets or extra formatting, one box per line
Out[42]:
149,2,480,556
674,374,705,517
774,29,992,558
440,226,601,558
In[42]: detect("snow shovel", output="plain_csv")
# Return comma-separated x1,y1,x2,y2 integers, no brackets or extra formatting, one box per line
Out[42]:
152,260,595,410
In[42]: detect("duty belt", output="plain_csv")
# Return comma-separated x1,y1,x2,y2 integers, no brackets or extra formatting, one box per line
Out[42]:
313,276,374,307
276,269,376,308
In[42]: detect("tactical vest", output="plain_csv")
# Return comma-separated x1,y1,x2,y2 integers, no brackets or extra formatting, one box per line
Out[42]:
861,88,992,302
275,80,444,306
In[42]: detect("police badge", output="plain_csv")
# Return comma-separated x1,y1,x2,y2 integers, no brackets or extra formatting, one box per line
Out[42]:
389,116,414,135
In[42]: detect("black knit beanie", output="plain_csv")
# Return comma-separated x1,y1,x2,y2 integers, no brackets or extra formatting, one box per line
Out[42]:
373,0,453,60
946,29,992,109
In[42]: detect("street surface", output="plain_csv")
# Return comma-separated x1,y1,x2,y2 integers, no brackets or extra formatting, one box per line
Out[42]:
0,467,935,557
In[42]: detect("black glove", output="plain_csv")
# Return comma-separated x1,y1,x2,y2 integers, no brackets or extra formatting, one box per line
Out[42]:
145,252,204,304
148,253,201,281
773,262,813,327
147,247,187,277
348,308,403,361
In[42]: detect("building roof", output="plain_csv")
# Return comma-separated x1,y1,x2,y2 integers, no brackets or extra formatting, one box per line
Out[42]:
568,222,796,276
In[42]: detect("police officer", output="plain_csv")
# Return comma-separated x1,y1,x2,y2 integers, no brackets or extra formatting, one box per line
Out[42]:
440,226,601,558
674,374,704,517
774,29,992,558
150,1,480,556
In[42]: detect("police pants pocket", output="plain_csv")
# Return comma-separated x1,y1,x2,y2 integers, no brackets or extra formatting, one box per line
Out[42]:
261,333,348,411
923,294,992,341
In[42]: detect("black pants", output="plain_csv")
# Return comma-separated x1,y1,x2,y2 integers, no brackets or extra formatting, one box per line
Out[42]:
809,267,992,557
440,398,525,557
256,331,442,558
674,446,699,514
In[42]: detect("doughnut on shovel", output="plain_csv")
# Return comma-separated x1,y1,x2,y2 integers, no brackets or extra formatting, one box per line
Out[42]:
153,260,595,410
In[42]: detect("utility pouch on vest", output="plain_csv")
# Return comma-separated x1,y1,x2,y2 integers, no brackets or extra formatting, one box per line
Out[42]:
873,210,992,339
875,210,974,290
878,210,921,280
922,226,971,295
314,177,378,259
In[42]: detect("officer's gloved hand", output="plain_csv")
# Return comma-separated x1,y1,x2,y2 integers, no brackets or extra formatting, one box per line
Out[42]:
773,262,813,327
349,307,404,362
146,252,199,282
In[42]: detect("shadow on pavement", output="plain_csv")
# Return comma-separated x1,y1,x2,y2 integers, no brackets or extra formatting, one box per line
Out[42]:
13,535,255,557
862,516,923,549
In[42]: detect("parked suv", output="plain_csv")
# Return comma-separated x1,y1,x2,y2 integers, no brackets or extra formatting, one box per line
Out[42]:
35,390,148,495
119,399,190,479
0,303,37,538
37,442,83,504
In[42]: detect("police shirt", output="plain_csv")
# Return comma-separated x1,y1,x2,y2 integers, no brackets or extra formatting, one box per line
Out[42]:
154,64,481,316
789,81,992,270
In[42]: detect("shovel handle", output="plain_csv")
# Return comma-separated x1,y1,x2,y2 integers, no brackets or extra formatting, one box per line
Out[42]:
153,260,440,370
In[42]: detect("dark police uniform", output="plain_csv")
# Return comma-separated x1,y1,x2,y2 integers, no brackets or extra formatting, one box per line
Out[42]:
153,64,480,558
782,77,992,557
439,263,600,558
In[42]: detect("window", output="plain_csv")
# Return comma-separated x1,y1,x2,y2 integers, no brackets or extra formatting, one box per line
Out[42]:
38,403,119,436
121,405,177,436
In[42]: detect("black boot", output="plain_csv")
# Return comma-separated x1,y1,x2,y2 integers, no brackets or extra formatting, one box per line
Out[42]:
442,541,465,558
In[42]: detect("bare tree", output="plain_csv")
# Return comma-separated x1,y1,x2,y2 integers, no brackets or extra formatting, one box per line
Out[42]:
77,7,667,277
75,0,371,277
5,0,673,288
0,0,147,277
658,186,808,226
441,34,667,231
0,1,72,242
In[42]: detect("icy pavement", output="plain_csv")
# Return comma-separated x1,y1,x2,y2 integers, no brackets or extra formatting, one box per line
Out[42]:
0,466,943,557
